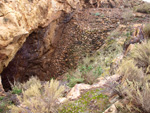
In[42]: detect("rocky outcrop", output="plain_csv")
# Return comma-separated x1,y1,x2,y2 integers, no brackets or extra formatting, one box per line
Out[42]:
0,0,86,91
0,0,84,74
67,74,120,100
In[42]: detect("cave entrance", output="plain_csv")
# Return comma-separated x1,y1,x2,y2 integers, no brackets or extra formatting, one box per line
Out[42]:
1,8,112,91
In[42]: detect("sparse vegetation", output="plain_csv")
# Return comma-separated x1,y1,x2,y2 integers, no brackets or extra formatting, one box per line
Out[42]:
118,60,144,82
130,41,150,71
9,77,65,113
66,58,103,87
0,97,13,113
11,87,22,95
116,41,150,113
59,89,110,113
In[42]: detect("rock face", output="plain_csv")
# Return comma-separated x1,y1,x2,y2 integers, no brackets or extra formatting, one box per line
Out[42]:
0,0,85,90
0,0,84,74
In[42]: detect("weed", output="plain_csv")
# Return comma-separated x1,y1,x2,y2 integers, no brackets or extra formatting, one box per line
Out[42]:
93,66,103,75
11,87,22,95
0,96,4,101
67,76,84,87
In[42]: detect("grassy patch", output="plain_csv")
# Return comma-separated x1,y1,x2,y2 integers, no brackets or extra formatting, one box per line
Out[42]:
59,89,110,113
0,98,13,113
66,62,103,87
0,96,4,101
11,87,22,95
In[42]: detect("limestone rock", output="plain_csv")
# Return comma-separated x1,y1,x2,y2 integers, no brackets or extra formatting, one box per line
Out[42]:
67,74,120,100
67,83,91,100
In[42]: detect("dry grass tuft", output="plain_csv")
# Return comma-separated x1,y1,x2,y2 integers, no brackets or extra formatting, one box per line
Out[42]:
143,23,150,38
130,41,150,71
116,41,150,113
135,3,150,14
118,60,144,82
9,77,64,113
126,79,150,113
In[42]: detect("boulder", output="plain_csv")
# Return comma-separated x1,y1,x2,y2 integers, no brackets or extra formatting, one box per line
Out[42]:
67,74,120,100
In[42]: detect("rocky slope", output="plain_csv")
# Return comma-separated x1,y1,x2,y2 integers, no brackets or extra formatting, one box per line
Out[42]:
0,0,146,89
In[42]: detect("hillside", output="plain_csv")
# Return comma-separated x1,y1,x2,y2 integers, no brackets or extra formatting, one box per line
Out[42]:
1,0,150,113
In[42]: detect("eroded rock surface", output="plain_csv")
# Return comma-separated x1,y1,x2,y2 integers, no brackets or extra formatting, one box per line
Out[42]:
1,7,123,91
0,0,85,90
0,0,84,74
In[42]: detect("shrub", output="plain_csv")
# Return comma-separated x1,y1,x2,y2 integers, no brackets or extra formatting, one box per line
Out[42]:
11,87,22,95
118,60,144,83
134,3,150,14
116,41,150,113
9,77,64,113
67,75,84,87
143,23,150,38
130,41,150,72
126,79,150,113
66,57,103,87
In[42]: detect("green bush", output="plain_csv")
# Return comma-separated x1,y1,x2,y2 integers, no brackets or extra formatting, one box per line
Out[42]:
12,87,22,95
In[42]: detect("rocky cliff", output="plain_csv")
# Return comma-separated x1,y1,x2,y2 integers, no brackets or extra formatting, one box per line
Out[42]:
0,0,84,74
